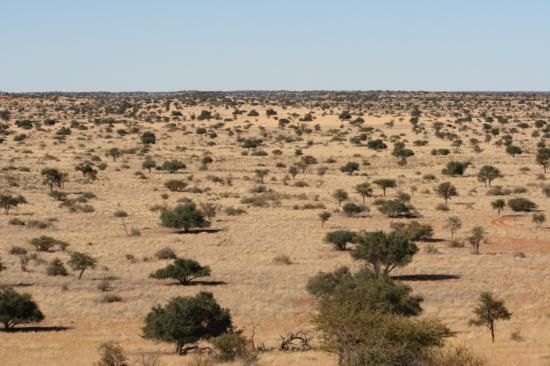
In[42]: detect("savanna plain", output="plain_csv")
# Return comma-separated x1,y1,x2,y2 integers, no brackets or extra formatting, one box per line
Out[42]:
0,91,549,366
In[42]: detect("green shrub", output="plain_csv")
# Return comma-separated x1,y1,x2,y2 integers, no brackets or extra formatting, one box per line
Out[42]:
46,258,68,276
143,292,232,355
507,198,537,212
155,247,177,260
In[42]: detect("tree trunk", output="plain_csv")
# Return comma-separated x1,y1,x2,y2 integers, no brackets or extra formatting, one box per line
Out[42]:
121,218,128,236
79,269,85,279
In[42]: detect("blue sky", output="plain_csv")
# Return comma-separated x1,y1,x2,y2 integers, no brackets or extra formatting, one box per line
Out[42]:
1,0,549,91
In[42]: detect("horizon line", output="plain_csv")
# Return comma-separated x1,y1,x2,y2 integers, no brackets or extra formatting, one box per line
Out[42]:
3,89,550,94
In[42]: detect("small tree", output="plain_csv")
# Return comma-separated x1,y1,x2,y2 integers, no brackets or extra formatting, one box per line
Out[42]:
468,226,486,255
477,165,502,187
445,216,462,240
342,202,362,217
160,193,169,207
536,147,550,173
75,163,97,181
114,210,129,236
506,145,522,157
0,288,44,329
96,341,128,366
377,199,410,218
373,179,396,197
160,202,209,232
0,194,26,215
491,199,505,215
164,179,187,192
106,148,122,162
340,162,360,175
41,168,65,192
68,252,97,279
200,201,217,220
142,159,157,173
143,291,232,355
150,258,211,285
255,169,269,184
392,142,415,165
355,182,373,204
319,211,331,227
332,189,348,206
30,236,69,252
288,166,299,179
324,230,356,251
435,182,458,205
141,131,156,145
9,246,28,272
442,161,470,176
352,231,418,277
46,258,68,276
300,155,318,172
469,292,511,342
532,212,545,228
162,160,186,174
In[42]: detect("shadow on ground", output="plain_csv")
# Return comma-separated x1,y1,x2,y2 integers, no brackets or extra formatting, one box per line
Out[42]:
0,326,72,333
392,274,460,281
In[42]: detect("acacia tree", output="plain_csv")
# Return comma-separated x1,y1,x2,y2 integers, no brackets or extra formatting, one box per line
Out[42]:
351,231,418,277
332,189,348,207
68,252,97,279
491,199,505,215
324,230,356,251
392,142,415,165
300,155,318,173
373,179,396,197
506,145,522,157
41,168,65,192
532,212,546,228
319,211,331,228
150,258,211,285
468,226,486,255
0,288,44,329
162,160,186,174
143,291,232,355
445,216,462,240
255,169,269,184
106,148,122,162
142,159,157,173
477,165,502,187
160,202,209,232
141,131,156,145
536,148,550,173
469,292,511,342
307,267,450,365
75,163,97,180
114,210,129,236
0,194,26,215
355,182,373,204
435,182,458,205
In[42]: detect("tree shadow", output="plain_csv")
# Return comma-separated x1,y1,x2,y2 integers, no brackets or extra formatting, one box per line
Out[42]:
391,274,460,281
0,326,72,333
165,280,227,286
175,228,223,234
418,238,445,243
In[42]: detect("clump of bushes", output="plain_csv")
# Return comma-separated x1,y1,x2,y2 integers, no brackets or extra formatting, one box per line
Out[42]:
507,198,537,212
